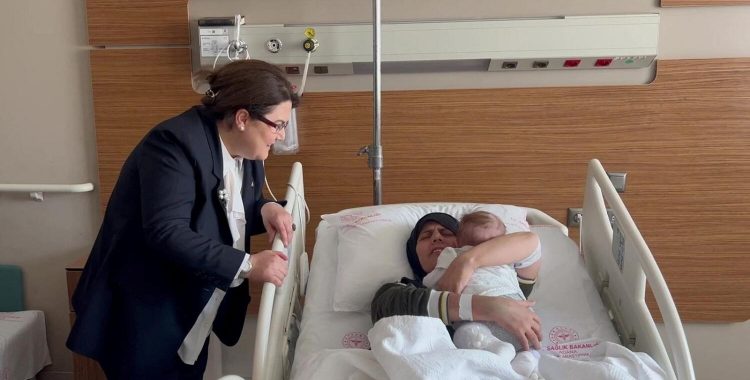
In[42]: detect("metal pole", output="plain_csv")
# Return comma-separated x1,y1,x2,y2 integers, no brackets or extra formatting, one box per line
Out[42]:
371,0,383,205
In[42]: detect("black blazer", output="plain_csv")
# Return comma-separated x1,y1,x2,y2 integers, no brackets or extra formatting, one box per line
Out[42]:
67,106,270,372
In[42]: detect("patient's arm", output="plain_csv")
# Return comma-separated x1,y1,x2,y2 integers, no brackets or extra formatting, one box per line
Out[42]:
516,259,541,282
435,232,540,293
371,282,431,323
370,282,542,350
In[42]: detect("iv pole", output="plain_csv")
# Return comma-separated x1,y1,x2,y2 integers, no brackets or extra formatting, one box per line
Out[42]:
371,0,383,205
359,0,383,205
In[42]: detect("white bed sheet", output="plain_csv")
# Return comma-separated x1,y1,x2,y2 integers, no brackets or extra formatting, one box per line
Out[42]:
292,222,620,378
0,310,52,380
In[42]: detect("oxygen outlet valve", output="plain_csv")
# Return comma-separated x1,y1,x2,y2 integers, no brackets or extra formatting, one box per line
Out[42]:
303,38,319,53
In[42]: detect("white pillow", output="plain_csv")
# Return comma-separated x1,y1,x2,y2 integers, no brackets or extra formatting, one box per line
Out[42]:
322,203,530,312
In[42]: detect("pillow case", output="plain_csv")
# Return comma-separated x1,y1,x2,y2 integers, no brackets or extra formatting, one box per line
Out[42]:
321,203,530,312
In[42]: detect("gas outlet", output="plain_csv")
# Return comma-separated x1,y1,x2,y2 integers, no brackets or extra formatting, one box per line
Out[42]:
266,38,283,53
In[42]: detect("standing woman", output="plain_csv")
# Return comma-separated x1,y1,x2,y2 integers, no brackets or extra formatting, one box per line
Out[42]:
67,60,298,379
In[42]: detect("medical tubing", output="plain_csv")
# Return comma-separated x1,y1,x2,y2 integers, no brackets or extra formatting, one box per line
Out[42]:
298,52,312,96
234,15,242,45
212,44,230,70
212,15,250,70
212,43,250,70
262,161,278,202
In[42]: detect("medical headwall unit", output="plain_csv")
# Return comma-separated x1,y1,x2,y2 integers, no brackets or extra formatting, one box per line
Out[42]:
198,14,659,74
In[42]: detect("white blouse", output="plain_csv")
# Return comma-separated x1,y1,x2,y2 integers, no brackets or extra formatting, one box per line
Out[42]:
178,136,252,364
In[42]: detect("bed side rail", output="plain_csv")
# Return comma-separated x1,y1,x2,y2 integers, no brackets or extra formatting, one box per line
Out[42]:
581,159,694,380
252,162,307,380
526,207,568,236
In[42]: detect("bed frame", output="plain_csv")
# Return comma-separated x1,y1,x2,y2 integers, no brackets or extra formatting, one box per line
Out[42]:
251,159,695,380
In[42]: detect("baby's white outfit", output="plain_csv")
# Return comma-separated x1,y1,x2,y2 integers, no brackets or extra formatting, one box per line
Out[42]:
423,246,526,356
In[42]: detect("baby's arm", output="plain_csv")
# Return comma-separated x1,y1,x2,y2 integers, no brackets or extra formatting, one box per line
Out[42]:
436,232,539,293
423,248,458,288
461,231,540,268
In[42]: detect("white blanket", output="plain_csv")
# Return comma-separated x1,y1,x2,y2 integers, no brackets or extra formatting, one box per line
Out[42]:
292,316,667,380
368,316,665,380
538,342,667,380
369,316,523,380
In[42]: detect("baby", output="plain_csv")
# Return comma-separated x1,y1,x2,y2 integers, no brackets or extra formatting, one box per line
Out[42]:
422,211,542,361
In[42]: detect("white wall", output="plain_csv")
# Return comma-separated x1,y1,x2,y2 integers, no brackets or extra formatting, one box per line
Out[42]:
0,1,747,379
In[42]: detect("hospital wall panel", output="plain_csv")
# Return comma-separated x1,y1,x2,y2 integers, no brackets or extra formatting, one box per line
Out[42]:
86,0,189,46
90,46,749,321
662,0,750,6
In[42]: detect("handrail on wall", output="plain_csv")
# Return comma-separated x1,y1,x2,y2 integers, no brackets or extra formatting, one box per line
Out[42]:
0,183,94,201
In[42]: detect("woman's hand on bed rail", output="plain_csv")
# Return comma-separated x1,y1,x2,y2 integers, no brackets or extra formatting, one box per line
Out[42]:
472,296,542,351
247,250,288,286
261,202,294,247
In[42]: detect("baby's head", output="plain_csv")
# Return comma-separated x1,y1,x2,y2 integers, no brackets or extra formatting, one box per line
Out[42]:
458,211,506,246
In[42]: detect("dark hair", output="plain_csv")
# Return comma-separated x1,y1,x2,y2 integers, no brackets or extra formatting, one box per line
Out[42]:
201,60,300,121
405,212,459,281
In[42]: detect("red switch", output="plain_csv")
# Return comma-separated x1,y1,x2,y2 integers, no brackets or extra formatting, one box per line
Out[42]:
595,58,613,67
563,59,581,67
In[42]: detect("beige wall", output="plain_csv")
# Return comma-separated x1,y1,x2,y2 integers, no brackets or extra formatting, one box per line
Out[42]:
0,1,99,379
0,0,747,379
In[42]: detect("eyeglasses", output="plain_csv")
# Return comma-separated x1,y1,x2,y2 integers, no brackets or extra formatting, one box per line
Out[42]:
254,114,288,134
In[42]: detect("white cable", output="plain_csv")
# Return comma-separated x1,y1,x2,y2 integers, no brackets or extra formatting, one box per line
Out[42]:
211,15,251,70
298,52,312,96
212,43,231,70
286,182,311,225
262,161,278,202
234,15,242,44
261,160,310,227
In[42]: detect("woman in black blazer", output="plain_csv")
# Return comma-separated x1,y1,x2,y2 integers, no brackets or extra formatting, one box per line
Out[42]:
67,60,298,379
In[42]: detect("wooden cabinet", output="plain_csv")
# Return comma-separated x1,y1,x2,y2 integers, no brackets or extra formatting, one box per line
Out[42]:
66,256,107,380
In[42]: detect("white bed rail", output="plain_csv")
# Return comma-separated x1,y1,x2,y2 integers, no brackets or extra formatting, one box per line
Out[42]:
253,162,307,380
526,207,568,236
581,159,694,380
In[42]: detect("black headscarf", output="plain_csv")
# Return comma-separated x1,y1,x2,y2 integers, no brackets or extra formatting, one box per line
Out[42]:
405,212,459,282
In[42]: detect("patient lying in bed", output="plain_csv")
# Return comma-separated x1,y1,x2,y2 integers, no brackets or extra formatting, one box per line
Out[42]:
419,211,542,361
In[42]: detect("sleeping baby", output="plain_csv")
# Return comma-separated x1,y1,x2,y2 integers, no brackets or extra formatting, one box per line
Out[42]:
421,211,542,362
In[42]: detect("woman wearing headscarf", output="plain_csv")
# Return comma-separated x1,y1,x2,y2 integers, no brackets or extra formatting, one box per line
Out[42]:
371,212,542,351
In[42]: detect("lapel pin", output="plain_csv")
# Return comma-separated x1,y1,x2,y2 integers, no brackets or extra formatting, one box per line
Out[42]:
218,188,229,208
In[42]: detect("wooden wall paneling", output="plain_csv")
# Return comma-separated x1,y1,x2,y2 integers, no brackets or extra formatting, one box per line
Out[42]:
662,0,750,6
86,0,189,46
263,59,750,322
90,48,200,210
91,51,750,321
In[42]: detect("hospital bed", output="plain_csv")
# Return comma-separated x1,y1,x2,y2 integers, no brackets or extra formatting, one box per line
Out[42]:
250,159,695,380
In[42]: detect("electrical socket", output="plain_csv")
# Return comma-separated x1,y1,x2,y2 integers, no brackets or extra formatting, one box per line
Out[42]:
567,207,616,227
607,172,627,193
567,208,584,227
